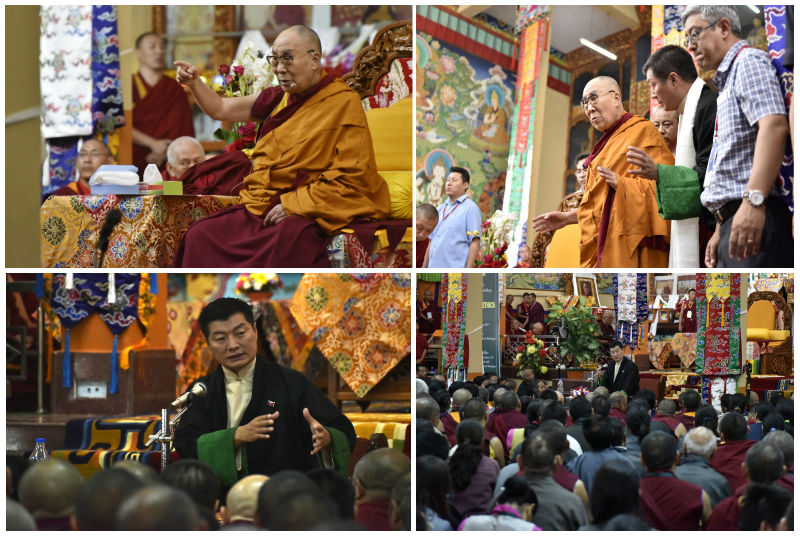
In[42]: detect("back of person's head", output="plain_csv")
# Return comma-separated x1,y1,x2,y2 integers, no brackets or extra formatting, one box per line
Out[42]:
590,460,641,525
451,388,472,409
539,387,558,401
198,297,254,338
6,498,36,531
627,397,650,414
754,400,775,421
473,375,486,386
527,398,545,423
738,483,793,530
694,404,719,432
593,386,610,398
447,380,464,396
503,379,518,392
417,396,439,423
730,393,747,413
417,455,451,519
449,419,484,491
762,430,793,469
115,485,202,530
388,473,411,531
460,397,487,422
592,395,611,417
487,384,504,403
603,513,653,531
224,474,269,524
462,382,479,398
583,415,613,450
609,391,627,410
682,389,701,411
160,459,221,515
540,400,567,425
74,467,144,530
520,432,555,475
496,389,519,411
657,398,677,416
428,380,447,396
642,44,699,82
719,411,748,441
536,419,569,455
609,417,625,447
493,475,538,518
683,425,718,459
774,398,793,421
761,411,787,438
265,487,339,530
307,468,354,520
633,389,656,411
477,386,489,403
18,458,84,520
745,442,785,484
256,470,316,527
112,460,160,484
569,395,592,420
432,389,451,413
353,448,411,500
416,419,450,460
519,395,533,414
626,406,651,441
640,431,677,471
719,393,732,412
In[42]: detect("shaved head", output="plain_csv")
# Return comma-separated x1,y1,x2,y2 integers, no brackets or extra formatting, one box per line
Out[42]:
582,76,624,131
283,25,321,53
353,448,411,498
591,75,621,93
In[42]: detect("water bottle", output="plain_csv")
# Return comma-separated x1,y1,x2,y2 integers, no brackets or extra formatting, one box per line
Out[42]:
557,378,564,394
28,438,49,464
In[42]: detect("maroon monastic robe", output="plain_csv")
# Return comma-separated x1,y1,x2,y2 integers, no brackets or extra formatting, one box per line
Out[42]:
640,473,704,530
486,409,528,460
710,439,756,494
416,238,429,268
705,484,745,531
553,465,580,492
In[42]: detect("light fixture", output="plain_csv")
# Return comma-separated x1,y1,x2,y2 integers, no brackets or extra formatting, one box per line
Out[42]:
579,38,618,61
747,5,760,14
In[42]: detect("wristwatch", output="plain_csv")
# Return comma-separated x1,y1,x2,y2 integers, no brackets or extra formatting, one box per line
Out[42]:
742,189,766,208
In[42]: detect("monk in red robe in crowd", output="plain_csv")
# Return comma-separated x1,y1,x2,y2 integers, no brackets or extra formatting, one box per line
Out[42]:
47,139,113,198
132,33,195,172
173,25,389,267
710,412,756,494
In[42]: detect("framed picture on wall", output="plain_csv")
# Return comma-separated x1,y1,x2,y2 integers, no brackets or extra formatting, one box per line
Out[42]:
676,274,696,297
659,308,673,322
575,276,598,303
654,275,675,297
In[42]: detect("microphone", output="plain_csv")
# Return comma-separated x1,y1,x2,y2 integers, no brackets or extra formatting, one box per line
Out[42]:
96,209,122,268
171,382,207,408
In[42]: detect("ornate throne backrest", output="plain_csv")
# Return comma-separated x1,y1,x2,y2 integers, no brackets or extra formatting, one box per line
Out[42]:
530,191,584,268
748,291,792,331
342,20,412,111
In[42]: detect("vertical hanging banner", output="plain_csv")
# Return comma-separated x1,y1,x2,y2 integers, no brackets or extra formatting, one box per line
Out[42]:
504,7,551,259
481,273,500,375
441,273,467,376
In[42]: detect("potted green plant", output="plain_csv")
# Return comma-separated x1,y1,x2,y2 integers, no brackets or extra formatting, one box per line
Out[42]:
547,296,601,366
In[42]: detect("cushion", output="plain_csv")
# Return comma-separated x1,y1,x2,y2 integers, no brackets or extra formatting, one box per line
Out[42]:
747,328,773,341
365,97,412,171
381,170,412,219
769,330,790,341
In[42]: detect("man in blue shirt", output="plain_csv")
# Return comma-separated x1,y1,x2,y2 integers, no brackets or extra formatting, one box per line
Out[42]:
424,166,482,268
682,6,791,267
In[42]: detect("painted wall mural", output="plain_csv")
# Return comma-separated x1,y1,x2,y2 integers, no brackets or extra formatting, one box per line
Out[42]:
416,32,517,216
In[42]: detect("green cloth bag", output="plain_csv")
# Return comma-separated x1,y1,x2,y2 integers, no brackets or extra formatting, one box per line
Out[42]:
655,164,703,219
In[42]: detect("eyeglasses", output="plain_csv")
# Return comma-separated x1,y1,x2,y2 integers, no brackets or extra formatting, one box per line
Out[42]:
78,151,110,158
580,90,618,109
683,20,718,46
265,50,316,68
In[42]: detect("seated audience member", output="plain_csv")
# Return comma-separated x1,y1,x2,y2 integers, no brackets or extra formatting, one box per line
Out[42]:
255,470,334,530
112,460,160,484
760,411,787,438
417,396,445,434
762,430,794,492
220,474,269,529
450,388,473,423
502,379,518,393
115,485,205,530
461,397,505,468
597,309,616,339
165,136,205,180
579,459,641,530
591,395,611,418
566,395,593,453
693,403,719,434
711,412,756,493
747,400,775,440
676,389,701,429
18,458,84,530
539,401,581,457
486,390,528,461
773,398,793,427
536,420,589,508
48,139,114,197
173,25,390,267
633,388,657,416
416,419,450,461
516,368,536,398
6,498,36,531
674,426,732,506
388,473,411,531
651,398,688,439
603,513,653,531
707,441,787,530
738,484,793,530
160,459,222,530
448,420,500,517
639,431,712,530
608,391,628,424
416,204,438,268
566,415,636,495
459,476,541,530
307,468,354,520
520,433,589,530
434,389,457,445
417,455,456,530
72,468,144,530
352,448,411,531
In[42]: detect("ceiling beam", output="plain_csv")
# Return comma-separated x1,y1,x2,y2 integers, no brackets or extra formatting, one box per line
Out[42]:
457,5,491,19
596,5,640,29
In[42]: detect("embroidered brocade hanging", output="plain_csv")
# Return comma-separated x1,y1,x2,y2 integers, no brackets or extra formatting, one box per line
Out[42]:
613,274,648,349
441,274,468,375
696,273,741,375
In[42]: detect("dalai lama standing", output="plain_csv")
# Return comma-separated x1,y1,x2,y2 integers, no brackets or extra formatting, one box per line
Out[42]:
132,32,195,172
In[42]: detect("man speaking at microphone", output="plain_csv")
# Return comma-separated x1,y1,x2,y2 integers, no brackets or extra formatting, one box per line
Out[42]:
174,298,355,486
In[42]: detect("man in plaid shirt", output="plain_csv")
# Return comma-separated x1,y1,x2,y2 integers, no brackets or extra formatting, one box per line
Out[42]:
682,6,792,268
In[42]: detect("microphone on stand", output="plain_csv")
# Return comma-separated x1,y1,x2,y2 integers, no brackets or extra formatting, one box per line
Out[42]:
171,382,207,408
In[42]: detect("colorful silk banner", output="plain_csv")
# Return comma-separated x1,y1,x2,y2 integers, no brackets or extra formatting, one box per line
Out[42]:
441,273,468,375
695,273,741,375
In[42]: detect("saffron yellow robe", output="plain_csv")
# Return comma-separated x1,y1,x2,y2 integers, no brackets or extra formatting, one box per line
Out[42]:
239,79,390,235
578,115,673,268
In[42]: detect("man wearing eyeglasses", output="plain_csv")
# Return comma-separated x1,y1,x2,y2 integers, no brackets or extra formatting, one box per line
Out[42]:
172,25,390,267
48,139,114,198
533,76,672,268
682,6,791,268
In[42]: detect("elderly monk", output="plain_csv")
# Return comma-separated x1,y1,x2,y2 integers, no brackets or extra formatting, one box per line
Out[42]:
132,33,195,172
533,76,673,267
173,25,389,267
650,105,678,155
48,139,113,197
165,136,206,180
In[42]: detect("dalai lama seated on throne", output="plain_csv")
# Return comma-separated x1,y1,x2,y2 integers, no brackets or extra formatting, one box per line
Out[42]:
172,25,391,268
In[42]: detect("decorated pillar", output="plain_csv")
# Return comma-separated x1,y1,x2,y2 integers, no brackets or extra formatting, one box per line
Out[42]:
503,6,551,263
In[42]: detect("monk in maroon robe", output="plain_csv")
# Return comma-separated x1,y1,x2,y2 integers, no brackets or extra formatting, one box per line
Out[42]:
711,413,757,494
678,289,697,332
132,33,194,173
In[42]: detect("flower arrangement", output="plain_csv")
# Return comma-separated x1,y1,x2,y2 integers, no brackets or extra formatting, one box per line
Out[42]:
234,273,283,296
210,41,275,156
474,209,518,268
513,331,550,376
570,386,590,397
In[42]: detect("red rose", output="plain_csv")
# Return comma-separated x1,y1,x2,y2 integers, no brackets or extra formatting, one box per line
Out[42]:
539,349,547,357
219,64,230,75
233,65,245,76
233,138,247,150
225,74,233,85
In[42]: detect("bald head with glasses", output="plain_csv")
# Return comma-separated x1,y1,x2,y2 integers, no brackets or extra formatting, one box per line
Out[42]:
580,76,624,133
268,25,323,96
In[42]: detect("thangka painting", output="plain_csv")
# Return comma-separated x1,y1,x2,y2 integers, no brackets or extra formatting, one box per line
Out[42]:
505,273,566,292
595,274,615,295
416,32,517,216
